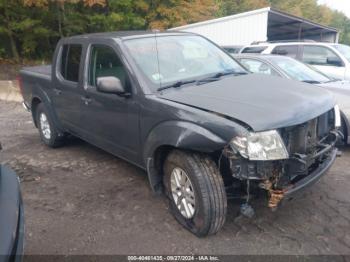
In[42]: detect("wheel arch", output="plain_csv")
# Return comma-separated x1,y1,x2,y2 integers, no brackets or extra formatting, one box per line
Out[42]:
340,111,350,144
31,96,42,127
30,88,64,133
143,121,227,193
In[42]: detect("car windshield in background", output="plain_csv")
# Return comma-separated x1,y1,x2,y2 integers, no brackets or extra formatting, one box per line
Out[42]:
123,35,246,90
268,56,330,83
333,44,350,63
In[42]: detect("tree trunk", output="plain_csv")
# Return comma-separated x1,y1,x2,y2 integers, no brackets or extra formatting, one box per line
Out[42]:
57,1,64,37
3,2,19,61
8,30,19,61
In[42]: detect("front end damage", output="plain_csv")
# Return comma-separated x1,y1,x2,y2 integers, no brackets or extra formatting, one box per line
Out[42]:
220,108,341,214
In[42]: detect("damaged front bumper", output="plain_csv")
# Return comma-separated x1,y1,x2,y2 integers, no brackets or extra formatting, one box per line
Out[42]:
282,148,337,201
222,124,340,211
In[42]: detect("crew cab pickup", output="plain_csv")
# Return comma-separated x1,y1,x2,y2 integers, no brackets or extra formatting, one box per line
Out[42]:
19,31,341,237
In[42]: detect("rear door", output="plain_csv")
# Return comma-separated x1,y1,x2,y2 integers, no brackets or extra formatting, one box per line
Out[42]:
301,45,346,80
52,43,84,133
78,42,140,163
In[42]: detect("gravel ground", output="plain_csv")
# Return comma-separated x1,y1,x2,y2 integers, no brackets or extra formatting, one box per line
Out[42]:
0,100,350,256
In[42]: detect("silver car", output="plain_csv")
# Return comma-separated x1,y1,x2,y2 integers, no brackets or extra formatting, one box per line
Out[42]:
239,42,350,80
234,54,350,144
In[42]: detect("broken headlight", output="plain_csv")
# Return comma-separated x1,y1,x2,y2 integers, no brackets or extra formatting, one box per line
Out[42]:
230,130,289,161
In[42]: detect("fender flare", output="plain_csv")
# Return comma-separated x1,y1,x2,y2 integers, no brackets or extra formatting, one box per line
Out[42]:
143,121,227,193
340,110,350,144
31,86,64,133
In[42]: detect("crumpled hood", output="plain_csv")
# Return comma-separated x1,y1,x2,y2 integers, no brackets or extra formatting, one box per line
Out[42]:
159,74,336,131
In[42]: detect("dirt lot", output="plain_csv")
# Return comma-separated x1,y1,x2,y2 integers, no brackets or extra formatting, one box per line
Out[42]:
1,100,350,256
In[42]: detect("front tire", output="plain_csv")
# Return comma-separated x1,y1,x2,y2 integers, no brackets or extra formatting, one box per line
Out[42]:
36,103,64,148
163,150,227,237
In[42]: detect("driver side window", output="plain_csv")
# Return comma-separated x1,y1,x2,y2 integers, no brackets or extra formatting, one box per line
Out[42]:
89,45,128,88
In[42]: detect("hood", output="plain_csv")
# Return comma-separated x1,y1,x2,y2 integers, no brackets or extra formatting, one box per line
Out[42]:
158,74,335,131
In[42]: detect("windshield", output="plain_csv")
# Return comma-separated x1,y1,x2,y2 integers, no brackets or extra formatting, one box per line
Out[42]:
268,56,330,83
333,44,350,62
123,35,247,90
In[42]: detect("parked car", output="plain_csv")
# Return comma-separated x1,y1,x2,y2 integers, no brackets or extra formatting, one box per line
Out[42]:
239,41,350,80
221,45,243,55
19,31,341,236
234,54,350,145
0,144,24,262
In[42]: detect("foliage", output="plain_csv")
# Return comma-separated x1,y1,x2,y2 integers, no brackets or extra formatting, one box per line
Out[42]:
0,0,349,60
145,0,219,29
218,0,350,45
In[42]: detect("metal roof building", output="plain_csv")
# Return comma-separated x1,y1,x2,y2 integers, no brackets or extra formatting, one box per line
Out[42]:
169,7,339,46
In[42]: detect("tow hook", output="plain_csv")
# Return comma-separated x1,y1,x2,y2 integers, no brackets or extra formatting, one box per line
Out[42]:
268,190,284,210
259,180,286,211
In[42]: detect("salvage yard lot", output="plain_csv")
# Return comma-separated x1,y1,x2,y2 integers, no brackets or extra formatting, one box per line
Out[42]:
1,100,350,255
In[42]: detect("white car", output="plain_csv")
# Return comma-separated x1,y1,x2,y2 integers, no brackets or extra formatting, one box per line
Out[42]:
239,42,350,80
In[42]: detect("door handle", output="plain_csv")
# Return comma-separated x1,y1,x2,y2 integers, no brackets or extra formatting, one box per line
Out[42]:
81,96,92,105
53,88,62,95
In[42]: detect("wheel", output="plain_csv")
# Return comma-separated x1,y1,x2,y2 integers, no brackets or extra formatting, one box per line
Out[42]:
36,103,64,148
163,150,227,237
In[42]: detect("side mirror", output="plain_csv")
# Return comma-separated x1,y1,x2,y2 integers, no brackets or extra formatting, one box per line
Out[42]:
96,76,129,96
327,57,343,67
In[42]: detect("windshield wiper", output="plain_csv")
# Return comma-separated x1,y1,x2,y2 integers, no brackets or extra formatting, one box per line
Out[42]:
196,70,247,85
157,80,196,91
302,80,321,84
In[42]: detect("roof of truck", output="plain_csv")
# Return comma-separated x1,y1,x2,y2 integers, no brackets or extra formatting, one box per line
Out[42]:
66,30,193,40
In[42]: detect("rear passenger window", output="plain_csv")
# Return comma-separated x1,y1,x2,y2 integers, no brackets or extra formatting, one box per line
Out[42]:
271,45,298,58
88,45,128,88
60,44,82,82
241,46,267,54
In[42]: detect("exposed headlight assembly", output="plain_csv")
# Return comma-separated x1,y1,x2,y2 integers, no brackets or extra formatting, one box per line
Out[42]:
230,130,289,161
334,104,341,128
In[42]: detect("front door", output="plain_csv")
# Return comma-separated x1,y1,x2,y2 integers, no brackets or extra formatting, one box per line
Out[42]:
78,43,140,164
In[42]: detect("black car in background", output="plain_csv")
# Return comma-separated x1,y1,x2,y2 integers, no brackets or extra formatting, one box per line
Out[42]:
0,144,24,262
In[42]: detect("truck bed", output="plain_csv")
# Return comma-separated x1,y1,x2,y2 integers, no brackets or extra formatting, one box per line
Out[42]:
21,65,51,79
20,65,53,110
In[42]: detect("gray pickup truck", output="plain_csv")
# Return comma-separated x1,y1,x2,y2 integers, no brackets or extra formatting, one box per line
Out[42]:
19,31,341,237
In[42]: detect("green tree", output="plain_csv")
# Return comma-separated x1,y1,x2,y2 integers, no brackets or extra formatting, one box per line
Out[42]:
144,0,219,29
1,0,350,61
0,0,53,60
218,0,269,16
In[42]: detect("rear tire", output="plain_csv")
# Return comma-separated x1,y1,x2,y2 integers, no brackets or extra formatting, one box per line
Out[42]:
36,103,64,148
163,150,227,237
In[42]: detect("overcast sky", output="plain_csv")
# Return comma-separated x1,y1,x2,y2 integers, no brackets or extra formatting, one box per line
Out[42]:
317,0,350,18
